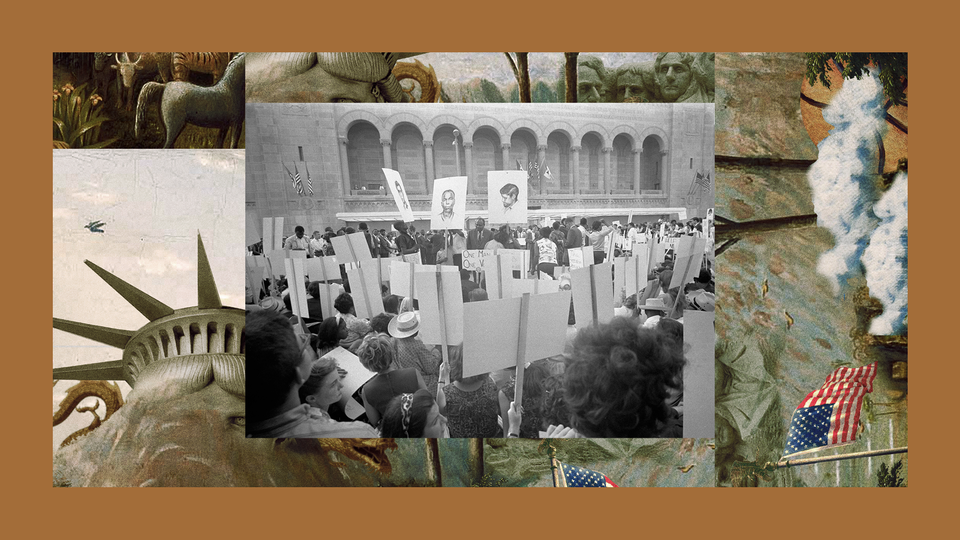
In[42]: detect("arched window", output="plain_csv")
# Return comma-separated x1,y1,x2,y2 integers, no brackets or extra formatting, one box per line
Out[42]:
391,124,426,194
346,122,382,192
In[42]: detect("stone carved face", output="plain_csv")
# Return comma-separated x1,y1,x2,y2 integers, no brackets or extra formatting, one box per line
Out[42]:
577,66,604,103
657,53,693,102
617,71,647,102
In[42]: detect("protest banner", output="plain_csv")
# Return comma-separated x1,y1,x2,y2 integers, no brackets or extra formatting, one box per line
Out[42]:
669,237,708,290
498,249,530,274
570,262,614,329
382,168,416,222
414,265,463,347
316,283,343,321
390,259,418,299
346,262,384,320
683,310,715,438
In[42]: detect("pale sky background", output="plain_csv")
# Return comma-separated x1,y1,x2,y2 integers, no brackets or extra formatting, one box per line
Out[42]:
52,150,244,452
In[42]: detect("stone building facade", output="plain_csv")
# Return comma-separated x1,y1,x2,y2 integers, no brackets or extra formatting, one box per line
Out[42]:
246,103,714,235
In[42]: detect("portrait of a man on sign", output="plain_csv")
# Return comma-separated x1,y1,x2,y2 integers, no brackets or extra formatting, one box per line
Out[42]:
487,170,527,224
430,176,467,230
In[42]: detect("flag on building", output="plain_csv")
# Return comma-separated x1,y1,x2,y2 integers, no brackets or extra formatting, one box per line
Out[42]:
554,461,619,487
543,165,554,181
694,171,711,191
782,362,877,458
516,159,525,171
303,162,314,195
293,163,304,195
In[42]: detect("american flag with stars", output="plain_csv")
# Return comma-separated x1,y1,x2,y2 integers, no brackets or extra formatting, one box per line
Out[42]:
555,461,618,487
783,362,877,458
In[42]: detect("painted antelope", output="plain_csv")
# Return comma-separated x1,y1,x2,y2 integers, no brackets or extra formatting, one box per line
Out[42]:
111,53,172,111
92,53,115,98
172,52,231,84
135,53,245,149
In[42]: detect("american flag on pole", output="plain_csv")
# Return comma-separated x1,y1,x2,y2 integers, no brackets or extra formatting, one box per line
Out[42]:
783,362,877,458
303,162,314,195
554,461,619,487
695,171,711,191
284,163,303,195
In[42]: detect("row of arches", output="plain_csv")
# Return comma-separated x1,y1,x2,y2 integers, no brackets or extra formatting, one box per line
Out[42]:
338,116,668,196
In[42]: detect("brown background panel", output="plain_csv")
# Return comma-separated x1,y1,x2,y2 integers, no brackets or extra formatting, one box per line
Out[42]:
15,0,945,537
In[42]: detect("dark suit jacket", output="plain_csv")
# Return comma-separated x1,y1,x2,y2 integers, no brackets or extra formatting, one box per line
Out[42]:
467,228,494,250
565,226,584,249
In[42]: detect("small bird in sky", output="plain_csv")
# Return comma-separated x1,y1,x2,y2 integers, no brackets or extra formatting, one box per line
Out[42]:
785,310,795,330
84,220,106,233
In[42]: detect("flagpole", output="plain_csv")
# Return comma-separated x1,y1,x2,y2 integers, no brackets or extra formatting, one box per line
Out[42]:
545,441,560,487
777,446,907,468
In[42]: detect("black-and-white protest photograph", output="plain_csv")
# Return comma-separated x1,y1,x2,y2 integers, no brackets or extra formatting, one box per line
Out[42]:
244,102,715,439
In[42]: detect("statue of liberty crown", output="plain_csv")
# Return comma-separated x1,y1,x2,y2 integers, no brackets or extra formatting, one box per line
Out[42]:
53,234,245,388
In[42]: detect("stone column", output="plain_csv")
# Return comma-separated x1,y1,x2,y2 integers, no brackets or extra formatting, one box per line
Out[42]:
500,142,511,170
463,141,474,192
537,144,547,194
423,140,435,193
571,145,581,195
338,136,351,195
602,146,612,193
660,150,668,192
380,139,392,171
633,149,642,194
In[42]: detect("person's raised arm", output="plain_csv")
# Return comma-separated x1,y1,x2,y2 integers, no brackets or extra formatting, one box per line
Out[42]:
498,390,511,437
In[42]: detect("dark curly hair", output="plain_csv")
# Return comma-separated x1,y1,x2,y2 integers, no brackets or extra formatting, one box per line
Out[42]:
380,389,435,437
563,317,685,437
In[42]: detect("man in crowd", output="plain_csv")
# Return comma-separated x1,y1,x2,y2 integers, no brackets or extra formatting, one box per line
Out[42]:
467,218,494,250
283,226,312,257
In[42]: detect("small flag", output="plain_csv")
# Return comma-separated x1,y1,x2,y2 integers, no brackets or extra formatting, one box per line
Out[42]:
516,158,525,171
543,165,554,181
555,461,619,487
783,362,877,458
293,163,304,195
303,162,314,195
695,171,711,193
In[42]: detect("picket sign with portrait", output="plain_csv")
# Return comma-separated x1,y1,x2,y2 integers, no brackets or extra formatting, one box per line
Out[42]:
486,170,528,225
430,176,468,231
382,168,416,223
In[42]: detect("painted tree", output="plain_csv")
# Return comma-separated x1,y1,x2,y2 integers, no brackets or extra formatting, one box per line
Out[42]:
503,53,531,103
805,53,907,106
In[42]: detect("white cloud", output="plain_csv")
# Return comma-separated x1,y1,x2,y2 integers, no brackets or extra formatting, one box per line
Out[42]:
52,207,75,220
71,191,120,205
862,172,908,335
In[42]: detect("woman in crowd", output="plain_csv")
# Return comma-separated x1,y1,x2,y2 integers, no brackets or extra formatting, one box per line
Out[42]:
499,360,550,438
315,317,346,358
531,226,559,278
334,293,372,352
357,333,426,428
587,220,614,264
441,346,500,438
563,317,684,437
389,311,442,399
295,356,378,437
380,389,449,438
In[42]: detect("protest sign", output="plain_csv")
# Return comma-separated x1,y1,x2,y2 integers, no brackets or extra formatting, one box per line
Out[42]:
568,246,593,269
683,310,715,438
322,346,377,420
346,262,384,320
570,262,614,329
487,170,528,224
331,232,373,265
430,176,468,230
461,249,494,272
482,253,514,300
669,237,708,290
304,256,341,283
283,258,309,319
414,266,463,347
382,168,416,222
509,277,561,297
